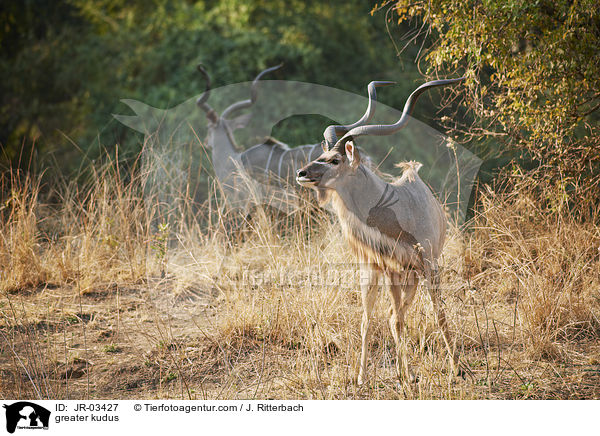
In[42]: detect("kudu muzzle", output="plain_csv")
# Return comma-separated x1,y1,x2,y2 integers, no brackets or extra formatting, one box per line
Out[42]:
296,160,329,186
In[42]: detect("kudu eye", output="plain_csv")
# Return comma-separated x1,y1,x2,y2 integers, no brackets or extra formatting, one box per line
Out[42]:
331,159,340,165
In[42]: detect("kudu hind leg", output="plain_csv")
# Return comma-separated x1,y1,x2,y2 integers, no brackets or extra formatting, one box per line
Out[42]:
358,264,380,385
425,265,460,375
388,270,418,381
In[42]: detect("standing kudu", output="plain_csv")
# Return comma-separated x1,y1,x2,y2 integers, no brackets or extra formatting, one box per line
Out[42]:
296,77,465,383
196,64,393,211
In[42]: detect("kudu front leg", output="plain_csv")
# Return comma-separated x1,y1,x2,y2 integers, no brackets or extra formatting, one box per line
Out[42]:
358,263,380,385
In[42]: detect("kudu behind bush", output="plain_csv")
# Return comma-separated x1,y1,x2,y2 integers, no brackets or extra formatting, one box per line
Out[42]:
196,64,392,213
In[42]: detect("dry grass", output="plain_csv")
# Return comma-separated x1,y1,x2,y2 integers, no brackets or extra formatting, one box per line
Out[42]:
1,152,600,400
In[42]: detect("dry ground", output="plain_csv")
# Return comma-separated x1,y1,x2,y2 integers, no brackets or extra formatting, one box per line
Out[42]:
2,164,600,400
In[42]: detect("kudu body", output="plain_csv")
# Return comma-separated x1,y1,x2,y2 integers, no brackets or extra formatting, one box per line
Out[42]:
296,78,464,383
196,65,390,211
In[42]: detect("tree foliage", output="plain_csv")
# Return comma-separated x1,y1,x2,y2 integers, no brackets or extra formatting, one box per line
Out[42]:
1,0,422,173
391,0,600,207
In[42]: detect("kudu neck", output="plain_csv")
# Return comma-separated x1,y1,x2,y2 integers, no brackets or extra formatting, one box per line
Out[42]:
333,164,388,222
210,122,242,179
211,122,239,158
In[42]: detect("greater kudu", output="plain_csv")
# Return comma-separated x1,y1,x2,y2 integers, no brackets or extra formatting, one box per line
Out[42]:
296,78,465,383
196,65,392,211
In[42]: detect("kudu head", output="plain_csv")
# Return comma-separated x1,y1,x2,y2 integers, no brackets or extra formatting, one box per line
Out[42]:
296,77,465,195
196,64,282,149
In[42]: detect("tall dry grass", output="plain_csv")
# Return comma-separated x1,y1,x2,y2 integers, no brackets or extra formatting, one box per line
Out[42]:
463,183,600,359
1,150,599,399
1,154,161,293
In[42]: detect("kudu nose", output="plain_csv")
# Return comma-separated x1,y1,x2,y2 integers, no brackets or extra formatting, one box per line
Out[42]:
297,169,307,178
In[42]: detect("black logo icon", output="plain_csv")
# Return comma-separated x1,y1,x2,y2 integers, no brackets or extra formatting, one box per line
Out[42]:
3,402,50,434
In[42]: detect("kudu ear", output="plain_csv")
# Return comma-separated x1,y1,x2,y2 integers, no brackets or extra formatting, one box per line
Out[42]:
231,113,252,130
321,140,330,152
344,141,360,169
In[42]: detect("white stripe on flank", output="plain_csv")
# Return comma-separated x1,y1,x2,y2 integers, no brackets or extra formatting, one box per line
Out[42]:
309,143,319,160
277,149,289,187
264,146,276,177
